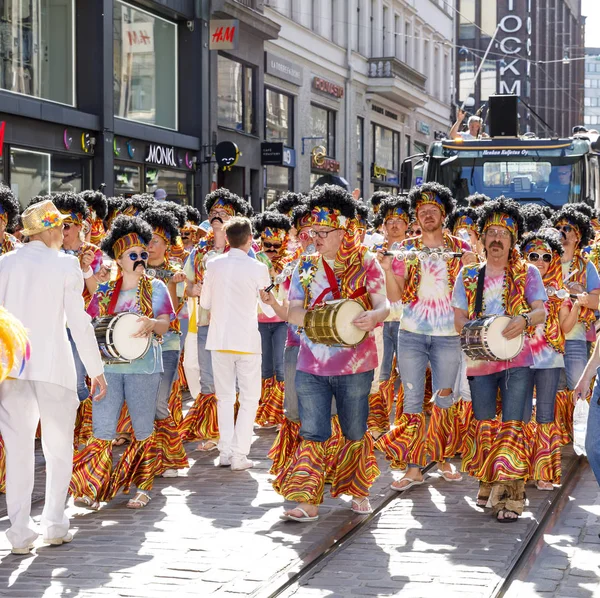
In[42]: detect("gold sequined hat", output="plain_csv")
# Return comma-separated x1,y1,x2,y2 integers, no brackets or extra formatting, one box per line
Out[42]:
21,200,68,237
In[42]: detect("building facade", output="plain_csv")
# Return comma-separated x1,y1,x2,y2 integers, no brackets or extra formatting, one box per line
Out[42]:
456,0,585,138
584,48,600,130
259,0,454,207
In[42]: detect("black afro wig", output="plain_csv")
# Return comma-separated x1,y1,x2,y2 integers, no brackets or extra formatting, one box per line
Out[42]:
252,211,292,239
269,192,307,216
570,202,595,220
522,204,550,233
204,188,248,216
552,205,594,248
308,184,357,220
0,184,20,228
520,229,564,257
408,182,456,217
466,193,490,208
355,201,370,227
122,194,153,216
369,191,392,211
79,190,108,219
141,208,180,244
184,205,201,226
478,196,525,241
379,195,411,223
159,200,187,228
101,215,153,259
445,206,480,233
52,192,90,221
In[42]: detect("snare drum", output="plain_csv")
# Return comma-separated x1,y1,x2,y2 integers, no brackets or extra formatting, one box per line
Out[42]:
303,299,367,347
94,313,151,364
460,315,524,362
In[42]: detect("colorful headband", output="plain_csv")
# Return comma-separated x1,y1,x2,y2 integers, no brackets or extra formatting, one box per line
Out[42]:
483,212,518,238
556,218,581,238
384,207,409,224
153,227,171,244
60,210,85,226
181,221,199,233
211,198,236,216
592,217,600,231
311,206,348,229
524,238,552,255
297,212,312,230
453,215,477,233
416,191,446,217
261,227,287,242
113,232,147,259
0,212,7,226
372,203,381,214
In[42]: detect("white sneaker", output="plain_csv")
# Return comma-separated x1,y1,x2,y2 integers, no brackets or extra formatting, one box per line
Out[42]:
231,456,254,471
218,454,231,467
44,532,73,546
11,544,33,555
161,468,178,478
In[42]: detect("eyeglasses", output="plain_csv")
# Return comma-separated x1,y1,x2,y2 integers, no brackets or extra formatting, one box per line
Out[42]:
262,241,282,250
556,225,574,233
527,252,552,263
486,229,511,239
127,252,149,261
309,229,340,239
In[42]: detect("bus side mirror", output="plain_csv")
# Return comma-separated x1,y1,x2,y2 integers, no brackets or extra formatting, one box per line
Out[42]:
400,161,413,192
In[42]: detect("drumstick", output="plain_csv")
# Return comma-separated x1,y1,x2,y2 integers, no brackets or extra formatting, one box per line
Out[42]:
563,269,579,283
264,284,275,293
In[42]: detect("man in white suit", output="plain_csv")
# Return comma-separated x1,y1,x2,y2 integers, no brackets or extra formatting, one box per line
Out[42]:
0,199,106,554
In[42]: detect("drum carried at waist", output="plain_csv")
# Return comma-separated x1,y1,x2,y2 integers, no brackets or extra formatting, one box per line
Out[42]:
94,312,151,364
460,315,524,362
303,299,367,348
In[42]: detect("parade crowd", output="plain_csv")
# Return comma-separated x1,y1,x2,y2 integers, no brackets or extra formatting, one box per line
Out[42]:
0,176,600,553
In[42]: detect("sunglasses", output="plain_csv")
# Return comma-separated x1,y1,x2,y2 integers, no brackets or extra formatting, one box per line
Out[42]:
63,224,71,231
527,252,552,263
127,252,149,261
556,225,574,233
263,242,282,250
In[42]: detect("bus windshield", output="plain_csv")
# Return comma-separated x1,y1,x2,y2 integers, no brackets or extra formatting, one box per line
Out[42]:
431,158,584,207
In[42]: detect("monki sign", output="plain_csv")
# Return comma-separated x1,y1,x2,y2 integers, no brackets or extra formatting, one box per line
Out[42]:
145,144,178,168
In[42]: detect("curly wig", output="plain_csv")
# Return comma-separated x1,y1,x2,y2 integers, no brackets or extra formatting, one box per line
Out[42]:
122,194,153,216
379,195,411,222
51,192,90,221
0,185,20,228
570,202,595,220
478,196,525,241
159,201,187,228
141,208,180,244
408,182,456,216
466,193,490,208
308,184,357,220
520,229,564,257
204,188,248,215
291,204,311,230
252,211,292,239
184,205,201,226
552,205,594,248
355,201,370,227
445,206,480,233
369,191,392,212
270,192,307,216
79,190,108,219
522,204,550,232
101,215,153,259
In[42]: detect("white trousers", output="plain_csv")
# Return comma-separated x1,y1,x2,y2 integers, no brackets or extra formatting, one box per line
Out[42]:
0,380,78,548
183,330,201,398
211,352,261,458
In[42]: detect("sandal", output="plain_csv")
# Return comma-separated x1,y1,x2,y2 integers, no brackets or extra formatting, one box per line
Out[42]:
126,491,151,509
74,496,100,511
496,508,519,523
196,440,218,452
280,507,319,522
535,481,554,491
113,433,131,447
351,497,373,514
476,495,490,508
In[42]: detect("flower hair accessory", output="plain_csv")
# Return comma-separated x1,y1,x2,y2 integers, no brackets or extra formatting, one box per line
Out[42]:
416,191,446,216
311,206,348,229
483,212,518,238
20,200,68,237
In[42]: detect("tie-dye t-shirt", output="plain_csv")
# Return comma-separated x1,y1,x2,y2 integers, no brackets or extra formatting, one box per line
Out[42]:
451,264,547,376
87,278,175,374
393,239,471,336
561,260,600,342
288,252,386,376
529,300,569,370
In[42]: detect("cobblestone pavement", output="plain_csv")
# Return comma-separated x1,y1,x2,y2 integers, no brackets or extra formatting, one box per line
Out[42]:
505,462,600,598
0,402,592,598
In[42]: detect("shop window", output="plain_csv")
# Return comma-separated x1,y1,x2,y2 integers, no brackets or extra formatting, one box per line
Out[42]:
264,165,292,206
114,1,177,129
459,0,475,39
265,88,293,145
373,123,399,172
0,0,75,105
310,104,336,157
51,154,84,193
10,148,50,208
218,54,255,134
114,163,142,195
146,167,192,204
356,116,364,199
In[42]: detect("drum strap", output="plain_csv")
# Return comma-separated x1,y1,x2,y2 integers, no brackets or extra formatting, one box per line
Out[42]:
475,265,486,317
318,259,342,303
107,277,124,316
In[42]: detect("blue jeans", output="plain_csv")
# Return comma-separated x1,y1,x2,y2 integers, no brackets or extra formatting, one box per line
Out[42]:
525,368,561,423
179,317,189,351
296,370,374,442
156,349,181,420
67,328,90,402
197,325,215,394
93,372,161,441
284,345,300,422
564,339,588,390
396,330,461,412
259,322,287,381
380,321,399,382
468,367,533,422
586,372,600,486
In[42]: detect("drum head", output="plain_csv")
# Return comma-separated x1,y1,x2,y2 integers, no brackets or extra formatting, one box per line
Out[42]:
333,300,367,346
112,313,150,360
486,316,523,360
